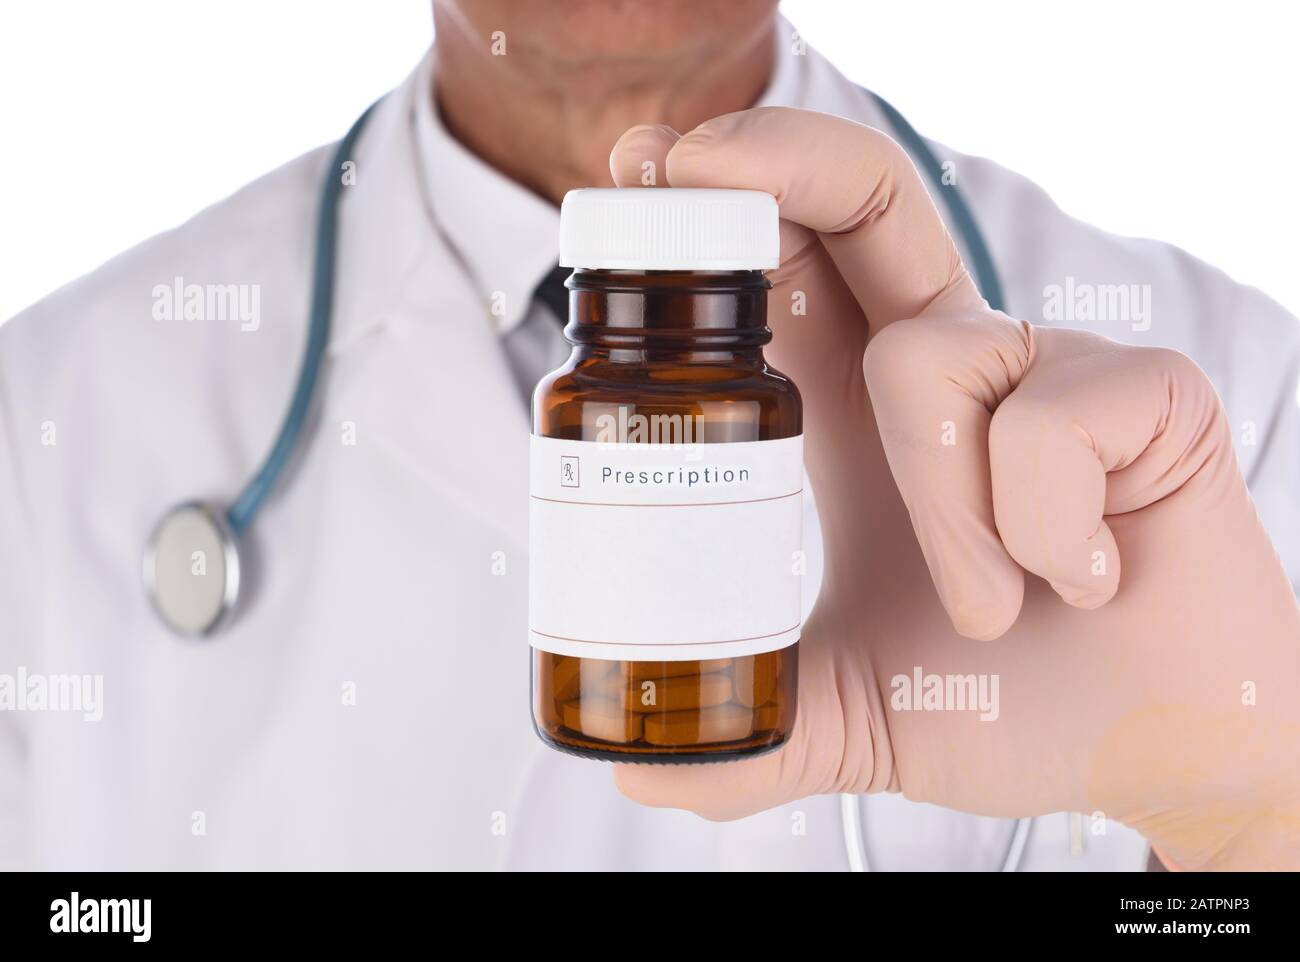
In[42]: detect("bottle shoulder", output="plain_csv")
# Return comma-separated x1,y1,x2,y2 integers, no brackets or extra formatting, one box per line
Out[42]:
533,357,801,441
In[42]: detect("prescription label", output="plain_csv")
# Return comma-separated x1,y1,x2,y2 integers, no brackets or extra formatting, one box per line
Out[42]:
528,435,803,661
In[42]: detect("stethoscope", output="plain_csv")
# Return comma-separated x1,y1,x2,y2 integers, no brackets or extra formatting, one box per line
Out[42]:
141,101,378,637
138,88,1032,869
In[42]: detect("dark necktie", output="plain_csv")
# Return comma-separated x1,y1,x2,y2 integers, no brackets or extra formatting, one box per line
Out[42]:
532,263,570,327
500,262,571,404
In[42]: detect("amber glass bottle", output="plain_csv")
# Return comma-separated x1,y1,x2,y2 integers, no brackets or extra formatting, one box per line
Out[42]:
529,188,802,762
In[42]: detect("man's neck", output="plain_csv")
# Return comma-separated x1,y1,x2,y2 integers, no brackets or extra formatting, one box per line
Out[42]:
432,9,776,205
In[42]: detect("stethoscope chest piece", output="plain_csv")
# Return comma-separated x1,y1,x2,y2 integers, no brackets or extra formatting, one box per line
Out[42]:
142,501,241,637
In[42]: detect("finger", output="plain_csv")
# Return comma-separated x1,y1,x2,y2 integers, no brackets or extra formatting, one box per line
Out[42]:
862,306,1033,640
609,124,679,187
610,121,818,265
988,330,1228,608
662,106,978,330
612,740,788,821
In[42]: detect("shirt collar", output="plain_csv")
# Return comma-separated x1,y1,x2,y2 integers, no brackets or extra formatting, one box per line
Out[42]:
413,50,560,335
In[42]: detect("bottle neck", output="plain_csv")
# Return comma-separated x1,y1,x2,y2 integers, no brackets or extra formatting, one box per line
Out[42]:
565,269,771,363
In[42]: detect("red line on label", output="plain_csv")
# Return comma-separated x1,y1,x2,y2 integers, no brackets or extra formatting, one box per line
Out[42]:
529,625,802,647
531,489,802,508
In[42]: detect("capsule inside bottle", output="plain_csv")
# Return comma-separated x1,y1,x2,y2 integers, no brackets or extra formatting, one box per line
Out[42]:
532,647,798,761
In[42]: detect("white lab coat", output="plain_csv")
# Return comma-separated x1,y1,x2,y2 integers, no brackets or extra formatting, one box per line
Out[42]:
2,33,1297,871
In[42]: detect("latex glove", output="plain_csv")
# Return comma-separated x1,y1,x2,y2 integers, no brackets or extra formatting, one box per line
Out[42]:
608,108,1300,870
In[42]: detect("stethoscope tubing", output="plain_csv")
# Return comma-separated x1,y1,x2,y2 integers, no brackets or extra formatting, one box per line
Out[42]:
225,100,380,535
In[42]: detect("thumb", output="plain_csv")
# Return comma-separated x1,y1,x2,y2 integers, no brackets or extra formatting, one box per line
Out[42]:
613,618,879,819
609,124,679,187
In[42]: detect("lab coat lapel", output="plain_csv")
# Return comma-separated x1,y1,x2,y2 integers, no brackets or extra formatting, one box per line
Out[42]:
325,62,531,547
350,246,531,548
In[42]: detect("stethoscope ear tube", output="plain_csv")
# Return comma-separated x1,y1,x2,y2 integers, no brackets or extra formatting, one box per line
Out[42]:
868,91,1006,315
225,100,381,537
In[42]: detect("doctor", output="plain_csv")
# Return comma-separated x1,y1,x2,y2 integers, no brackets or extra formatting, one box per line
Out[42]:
2,0,1298,871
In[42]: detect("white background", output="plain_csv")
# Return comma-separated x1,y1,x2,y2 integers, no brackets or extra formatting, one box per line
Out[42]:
1,0,1296,321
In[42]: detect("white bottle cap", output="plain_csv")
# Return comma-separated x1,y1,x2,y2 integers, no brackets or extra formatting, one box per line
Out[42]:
559,188,779,271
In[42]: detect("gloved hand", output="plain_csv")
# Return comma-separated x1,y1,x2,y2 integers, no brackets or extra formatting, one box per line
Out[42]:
607,108,1300,870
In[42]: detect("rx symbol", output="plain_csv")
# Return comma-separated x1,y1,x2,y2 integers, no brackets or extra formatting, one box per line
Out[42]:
560,456,580,488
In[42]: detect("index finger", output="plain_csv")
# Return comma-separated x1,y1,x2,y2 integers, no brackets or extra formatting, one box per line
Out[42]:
647,106,977,330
